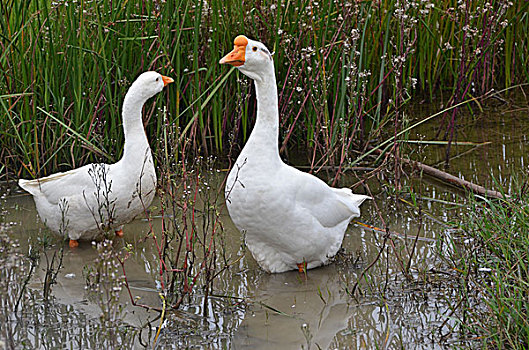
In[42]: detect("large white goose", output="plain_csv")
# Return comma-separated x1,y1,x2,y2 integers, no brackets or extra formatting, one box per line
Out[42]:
19,71,173,248
220,35,370,273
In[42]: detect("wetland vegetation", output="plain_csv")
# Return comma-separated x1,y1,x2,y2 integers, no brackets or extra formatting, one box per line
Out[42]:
1,0,529,348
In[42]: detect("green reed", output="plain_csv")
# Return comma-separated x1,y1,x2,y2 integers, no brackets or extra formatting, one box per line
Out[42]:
443,182,529,348
1,0,528,179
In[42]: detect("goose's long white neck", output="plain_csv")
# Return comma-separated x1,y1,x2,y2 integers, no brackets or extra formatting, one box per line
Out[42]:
120,89,151,164
244,65,282,166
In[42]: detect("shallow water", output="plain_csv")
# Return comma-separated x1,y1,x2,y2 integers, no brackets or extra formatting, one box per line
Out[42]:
1,103,528,349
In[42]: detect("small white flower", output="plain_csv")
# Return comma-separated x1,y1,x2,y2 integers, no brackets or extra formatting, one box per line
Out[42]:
444,42,454,50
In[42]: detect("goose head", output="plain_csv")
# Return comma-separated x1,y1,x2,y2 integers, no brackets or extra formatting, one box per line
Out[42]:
128,71,174,101
220,35,274,82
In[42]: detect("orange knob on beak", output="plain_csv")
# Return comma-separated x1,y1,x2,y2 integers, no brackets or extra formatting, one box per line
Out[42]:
161,75,174,87
220,35,248,67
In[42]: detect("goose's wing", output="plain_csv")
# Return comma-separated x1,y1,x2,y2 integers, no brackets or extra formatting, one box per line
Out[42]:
283,167,369,228
19,164,101,205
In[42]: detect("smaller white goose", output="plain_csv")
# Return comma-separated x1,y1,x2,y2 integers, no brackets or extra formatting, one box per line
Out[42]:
19,71,173,248
220,35,370,273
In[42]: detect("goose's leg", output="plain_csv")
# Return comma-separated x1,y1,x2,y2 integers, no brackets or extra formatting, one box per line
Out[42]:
297,262,307,273
69,239,79,248
115,226,124,237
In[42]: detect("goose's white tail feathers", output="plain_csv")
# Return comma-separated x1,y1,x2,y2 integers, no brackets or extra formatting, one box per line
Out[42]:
18,178,41,196
332,188,371,216
19,171,73,196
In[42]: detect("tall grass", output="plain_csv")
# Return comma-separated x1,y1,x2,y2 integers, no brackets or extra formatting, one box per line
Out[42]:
442,182,529,347
1,0,528,179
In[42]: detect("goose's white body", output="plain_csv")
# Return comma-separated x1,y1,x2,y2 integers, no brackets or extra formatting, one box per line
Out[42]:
222,36,369,273
19,72,172,243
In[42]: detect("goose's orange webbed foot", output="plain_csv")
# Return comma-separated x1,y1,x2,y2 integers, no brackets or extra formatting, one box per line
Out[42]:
297,262,307,274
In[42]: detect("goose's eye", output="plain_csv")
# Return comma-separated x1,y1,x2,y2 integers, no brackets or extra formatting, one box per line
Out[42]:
156,77,160,82
252,46,258,52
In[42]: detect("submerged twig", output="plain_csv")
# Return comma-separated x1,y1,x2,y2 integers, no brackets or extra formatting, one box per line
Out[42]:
153,292,166,348
404,158,508,200
371,147,508,200
354,220,435,243
350,230,390,296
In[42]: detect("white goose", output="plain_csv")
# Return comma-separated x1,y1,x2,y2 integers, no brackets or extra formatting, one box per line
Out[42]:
19,71,173,248
220,35,370,273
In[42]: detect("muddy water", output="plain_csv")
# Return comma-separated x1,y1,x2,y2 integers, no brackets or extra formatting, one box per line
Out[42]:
1,106,528,349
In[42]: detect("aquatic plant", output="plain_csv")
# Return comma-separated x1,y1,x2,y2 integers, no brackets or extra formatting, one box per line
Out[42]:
145,116,229,313
0,233,137,348
1,0,528,180
444,182,529,347
84,240,133,347
90,114,233,346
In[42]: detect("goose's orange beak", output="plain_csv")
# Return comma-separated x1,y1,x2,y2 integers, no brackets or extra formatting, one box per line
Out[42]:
161,75,174,87
219,35,248,67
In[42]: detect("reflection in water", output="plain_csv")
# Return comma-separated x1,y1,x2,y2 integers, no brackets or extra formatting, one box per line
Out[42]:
233,266,353,349
0,190,459,349
1,111,528,348
412,109,529,193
